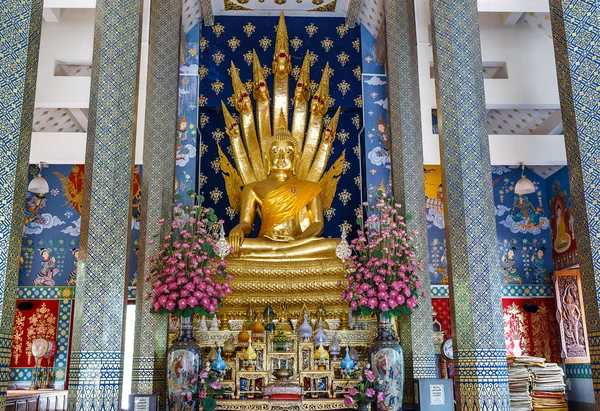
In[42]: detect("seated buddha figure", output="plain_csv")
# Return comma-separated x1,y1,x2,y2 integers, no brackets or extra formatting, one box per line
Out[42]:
228,128,339,260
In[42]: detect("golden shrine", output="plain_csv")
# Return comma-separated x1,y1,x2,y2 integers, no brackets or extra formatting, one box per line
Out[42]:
216,13,349,318
167,13,382,410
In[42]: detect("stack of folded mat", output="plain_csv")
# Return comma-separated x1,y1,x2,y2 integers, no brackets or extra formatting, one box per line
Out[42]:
507,356,568,411
508,359,533,411
530,362,568,410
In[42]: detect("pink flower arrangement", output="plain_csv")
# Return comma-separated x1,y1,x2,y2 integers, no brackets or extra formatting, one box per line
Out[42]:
341,193,424,318
146,193,233,317
343,365,382,406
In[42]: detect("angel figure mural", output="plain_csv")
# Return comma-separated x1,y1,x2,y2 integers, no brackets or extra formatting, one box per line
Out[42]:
218,13,345,260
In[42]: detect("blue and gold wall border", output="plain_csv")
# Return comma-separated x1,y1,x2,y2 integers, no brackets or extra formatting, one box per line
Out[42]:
67,0,143,408
549,0,600,404
0,0,43,404
132,0,182,402
430,0,510,408
384,0,437,406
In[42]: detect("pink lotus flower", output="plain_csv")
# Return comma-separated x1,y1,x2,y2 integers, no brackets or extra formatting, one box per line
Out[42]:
211,381,221,390
199,390,207,399
343,396,354,407
377,392,385,402
366,388,375,397
348,387,357,396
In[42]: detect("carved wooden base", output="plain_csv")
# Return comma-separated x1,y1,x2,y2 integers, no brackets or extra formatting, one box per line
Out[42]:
200,398,348,411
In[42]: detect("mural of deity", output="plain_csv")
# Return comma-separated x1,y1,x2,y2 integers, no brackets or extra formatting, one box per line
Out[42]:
425,167,445,230
553,201,571,253
24,193,47,228
176,115,197,167
35,248,59,286
529,247,549,283
501,247,520,284
366,112,391,169
68,247,80,286
511,194,544,228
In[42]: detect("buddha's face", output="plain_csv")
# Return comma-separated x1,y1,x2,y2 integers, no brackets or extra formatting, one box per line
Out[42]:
269,140,296,173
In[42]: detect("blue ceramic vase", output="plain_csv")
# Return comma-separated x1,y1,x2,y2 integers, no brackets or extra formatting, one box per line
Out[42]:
167,316,202,410
369,314,404,411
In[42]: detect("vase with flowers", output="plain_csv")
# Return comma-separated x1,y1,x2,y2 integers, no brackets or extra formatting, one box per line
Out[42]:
342,365,383,411
340,193,425,411
147,193,232,411
198,361,226,411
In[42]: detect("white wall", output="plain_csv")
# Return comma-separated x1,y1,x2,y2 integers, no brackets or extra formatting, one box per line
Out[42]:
35,9,95,109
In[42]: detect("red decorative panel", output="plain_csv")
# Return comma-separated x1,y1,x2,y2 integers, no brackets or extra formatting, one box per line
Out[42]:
502,298,562,363
10,299,60,368
432,298,452,339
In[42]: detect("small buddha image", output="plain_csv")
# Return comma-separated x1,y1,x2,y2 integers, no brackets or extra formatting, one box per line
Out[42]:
553,203,572,253
501,247,521,284
35,248,59,286
530,247,549,284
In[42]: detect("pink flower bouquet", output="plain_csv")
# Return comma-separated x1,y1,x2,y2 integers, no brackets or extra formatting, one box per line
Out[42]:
341,193,424,318
146,193,233,317
343,365,382,406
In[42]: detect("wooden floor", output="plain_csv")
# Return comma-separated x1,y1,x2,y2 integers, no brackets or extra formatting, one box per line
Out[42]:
5,390,67,411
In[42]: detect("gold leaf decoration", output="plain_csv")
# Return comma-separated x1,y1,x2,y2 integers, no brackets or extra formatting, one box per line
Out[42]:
353,66,361,81
337,80,350,96
199,65,209,80
259,36,272,51
243,50,253,65
200,37,209,52
243,22,256,37
352,38,360,53
218,145,244,212
290,37,303,51
198,95,208,107
212,51,225,66
337,51,350,66
228,36,241,51
321,37,334,52
336,24,349,37
319,151,346,211
211,80,224,94
212,23,225,37
306,23,318,38
354,95,363,107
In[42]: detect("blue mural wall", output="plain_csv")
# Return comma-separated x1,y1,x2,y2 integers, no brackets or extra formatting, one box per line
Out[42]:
176,21,201,200
492,166,554,285
197,16,364,237
361,25,391,202
19,164,141,287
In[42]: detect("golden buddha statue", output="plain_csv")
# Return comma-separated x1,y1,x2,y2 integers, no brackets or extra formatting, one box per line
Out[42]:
216,13,348,317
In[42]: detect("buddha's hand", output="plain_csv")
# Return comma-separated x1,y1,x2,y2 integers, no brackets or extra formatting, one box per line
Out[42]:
229,225,245,253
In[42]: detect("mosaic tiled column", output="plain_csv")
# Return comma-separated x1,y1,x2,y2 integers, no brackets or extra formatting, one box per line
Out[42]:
0,0,43,406
384,0,437,406
132,0,181,404
549,0,600,404
430,0,510,409
67,0,142,409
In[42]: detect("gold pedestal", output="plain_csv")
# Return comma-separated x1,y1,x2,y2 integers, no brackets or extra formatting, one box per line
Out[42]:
224,257,346,318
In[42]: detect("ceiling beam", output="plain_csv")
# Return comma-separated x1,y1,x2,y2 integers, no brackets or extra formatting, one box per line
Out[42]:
43,8,62,22
501,12,524,25
68,108,88,131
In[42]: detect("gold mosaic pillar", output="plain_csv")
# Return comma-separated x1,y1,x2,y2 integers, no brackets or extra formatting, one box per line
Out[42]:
67,0,142,408
132,0,181,403
0,0,43,405
549,0,600,404
384,0,437,405
430,0,510,409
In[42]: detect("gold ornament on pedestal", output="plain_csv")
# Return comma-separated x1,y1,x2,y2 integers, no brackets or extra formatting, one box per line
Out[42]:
218,13,348,317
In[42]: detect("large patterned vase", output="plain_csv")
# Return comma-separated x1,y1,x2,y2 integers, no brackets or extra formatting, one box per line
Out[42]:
167,316,202,411
369,314,404,411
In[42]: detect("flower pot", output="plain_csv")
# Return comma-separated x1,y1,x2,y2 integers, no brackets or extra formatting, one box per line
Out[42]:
369,314,404,411
167,316,202,410
357,400,371,411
